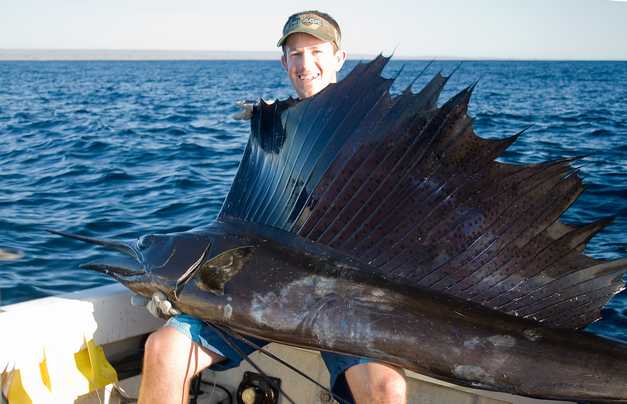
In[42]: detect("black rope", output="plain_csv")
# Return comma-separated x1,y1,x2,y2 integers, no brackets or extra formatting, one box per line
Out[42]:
204,321,298,404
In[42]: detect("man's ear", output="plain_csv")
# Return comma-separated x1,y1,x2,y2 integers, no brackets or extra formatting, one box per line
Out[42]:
281,54,288,71
335,50,348,71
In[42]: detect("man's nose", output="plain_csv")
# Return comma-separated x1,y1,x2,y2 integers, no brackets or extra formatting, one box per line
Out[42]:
300,50,315,70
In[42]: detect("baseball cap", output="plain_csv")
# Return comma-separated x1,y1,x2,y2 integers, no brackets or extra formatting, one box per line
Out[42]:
277,11,341,49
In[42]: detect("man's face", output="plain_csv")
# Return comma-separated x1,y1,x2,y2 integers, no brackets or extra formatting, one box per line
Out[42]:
281,32,347,99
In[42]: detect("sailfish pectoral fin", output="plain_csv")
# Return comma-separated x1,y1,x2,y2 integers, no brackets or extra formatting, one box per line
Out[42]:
173,243,211,299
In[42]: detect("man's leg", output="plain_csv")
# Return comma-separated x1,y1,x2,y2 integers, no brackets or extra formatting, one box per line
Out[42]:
138,327,223,404
321,352,407,404
138,314,269,404
345,362,407,404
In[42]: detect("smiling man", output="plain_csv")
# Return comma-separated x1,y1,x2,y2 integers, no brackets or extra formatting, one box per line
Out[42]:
278,12,347,99
138,11,407,404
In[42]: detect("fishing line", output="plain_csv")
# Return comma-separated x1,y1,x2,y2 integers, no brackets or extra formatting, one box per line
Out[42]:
112,383,137,403
204,322,297,404
219,326,351,404
198,377,233,404
95,385,102,404
207,378,217,400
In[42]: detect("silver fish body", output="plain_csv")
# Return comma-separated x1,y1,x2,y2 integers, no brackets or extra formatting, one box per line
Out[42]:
116,220,627,402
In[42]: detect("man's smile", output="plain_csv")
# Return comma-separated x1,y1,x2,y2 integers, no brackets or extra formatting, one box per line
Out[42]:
298,72,321,81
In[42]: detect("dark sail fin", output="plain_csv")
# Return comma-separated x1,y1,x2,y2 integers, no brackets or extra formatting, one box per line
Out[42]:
218,57,626,329
292,71,449,237
220,55,395,225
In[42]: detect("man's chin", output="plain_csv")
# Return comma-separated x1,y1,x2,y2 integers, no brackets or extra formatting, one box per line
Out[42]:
298,82,326,99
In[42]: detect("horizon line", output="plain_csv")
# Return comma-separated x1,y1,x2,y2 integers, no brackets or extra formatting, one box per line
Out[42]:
1,49,626,62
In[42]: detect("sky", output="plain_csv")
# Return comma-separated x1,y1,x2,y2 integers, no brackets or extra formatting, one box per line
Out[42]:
1,0,627,59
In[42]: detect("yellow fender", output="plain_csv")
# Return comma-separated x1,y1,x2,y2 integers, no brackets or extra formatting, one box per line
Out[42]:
4,338,117,403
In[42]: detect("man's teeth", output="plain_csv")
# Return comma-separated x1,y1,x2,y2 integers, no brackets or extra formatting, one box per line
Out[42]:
298,73,320,80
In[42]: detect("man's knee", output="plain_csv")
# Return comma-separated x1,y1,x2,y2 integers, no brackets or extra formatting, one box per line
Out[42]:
145,327,177,359
143,326,217,375
371,372,406,402
346,362,407,404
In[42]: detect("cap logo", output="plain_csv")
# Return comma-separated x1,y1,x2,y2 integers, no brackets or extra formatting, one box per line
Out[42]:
301,16,321,27
286,15,322,32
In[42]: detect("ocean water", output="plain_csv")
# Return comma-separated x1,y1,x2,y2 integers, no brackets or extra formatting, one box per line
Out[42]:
0,60,625,342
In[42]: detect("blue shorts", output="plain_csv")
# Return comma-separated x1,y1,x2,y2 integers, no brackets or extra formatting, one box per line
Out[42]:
167,314,372,404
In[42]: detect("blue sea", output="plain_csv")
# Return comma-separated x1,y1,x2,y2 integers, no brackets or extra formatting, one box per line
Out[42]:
0,60,625,342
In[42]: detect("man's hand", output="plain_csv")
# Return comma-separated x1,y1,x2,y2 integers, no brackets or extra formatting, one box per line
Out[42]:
232,100,256,121
131,292,180,319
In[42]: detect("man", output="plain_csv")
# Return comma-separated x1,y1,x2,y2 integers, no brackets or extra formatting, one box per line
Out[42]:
139,11,407,404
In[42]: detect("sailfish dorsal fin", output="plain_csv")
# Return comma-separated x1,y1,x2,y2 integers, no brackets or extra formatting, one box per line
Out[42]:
219,56,626,330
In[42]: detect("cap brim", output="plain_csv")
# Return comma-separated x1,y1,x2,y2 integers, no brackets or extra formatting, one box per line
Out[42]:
276,28,336,48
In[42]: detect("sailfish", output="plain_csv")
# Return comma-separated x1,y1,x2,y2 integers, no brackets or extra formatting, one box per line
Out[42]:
51,55,627,402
